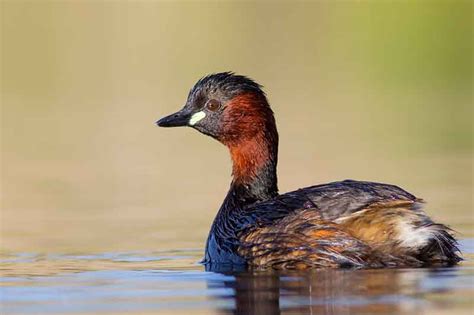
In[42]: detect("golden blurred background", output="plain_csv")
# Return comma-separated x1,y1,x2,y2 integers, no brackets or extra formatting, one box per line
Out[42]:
1,1,472,254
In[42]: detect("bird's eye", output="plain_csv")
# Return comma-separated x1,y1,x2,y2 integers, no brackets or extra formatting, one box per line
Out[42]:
206,99,221,112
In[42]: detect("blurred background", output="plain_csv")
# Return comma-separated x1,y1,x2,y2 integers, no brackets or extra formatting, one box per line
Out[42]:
1,0,472,254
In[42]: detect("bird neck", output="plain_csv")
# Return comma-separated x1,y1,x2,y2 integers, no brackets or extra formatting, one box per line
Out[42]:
220,93,279,206
228,137,278,205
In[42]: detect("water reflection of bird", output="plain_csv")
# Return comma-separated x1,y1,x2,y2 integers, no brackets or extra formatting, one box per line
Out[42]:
157,72,461,269
211,268,426,315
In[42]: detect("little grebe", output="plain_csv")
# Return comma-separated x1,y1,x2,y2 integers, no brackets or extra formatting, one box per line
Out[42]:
157,72,461,269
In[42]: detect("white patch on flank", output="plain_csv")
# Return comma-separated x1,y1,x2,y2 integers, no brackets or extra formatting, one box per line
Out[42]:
397,220,434,249
189,111,206,125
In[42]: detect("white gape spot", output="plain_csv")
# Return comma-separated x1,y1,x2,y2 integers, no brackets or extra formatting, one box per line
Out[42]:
189,111,206,126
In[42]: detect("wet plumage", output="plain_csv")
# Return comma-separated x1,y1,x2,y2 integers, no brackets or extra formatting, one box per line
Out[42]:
157,72,461,269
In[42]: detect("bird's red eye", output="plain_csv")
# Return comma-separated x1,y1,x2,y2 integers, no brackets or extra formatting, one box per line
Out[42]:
206,99,221,111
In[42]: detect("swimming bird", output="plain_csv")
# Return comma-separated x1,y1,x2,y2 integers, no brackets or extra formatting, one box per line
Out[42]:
156,72,461,269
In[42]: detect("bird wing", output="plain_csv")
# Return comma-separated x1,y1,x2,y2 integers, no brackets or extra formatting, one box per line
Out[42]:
244,179,419,223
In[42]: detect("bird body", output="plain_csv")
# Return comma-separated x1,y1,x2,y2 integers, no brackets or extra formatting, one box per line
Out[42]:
157,72,461,269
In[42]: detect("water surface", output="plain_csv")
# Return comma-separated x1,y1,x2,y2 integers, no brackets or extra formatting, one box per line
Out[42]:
1,240,473,315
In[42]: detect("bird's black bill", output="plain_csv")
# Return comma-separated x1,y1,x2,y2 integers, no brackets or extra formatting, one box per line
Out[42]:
156,110,191,127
